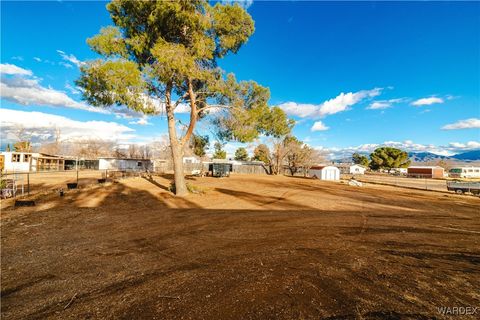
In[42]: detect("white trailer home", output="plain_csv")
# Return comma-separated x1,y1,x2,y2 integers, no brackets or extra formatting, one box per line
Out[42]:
0,151,64,172
98,157,152,171
448,167,480,179
309,165,340,181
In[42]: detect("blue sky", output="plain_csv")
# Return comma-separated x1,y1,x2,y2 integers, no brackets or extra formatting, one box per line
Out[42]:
1,1,479,157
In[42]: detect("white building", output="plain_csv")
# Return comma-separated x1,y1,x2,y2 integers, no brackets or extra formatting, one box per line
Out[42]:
98,157,152,171
183,156,201,164
0,151,64,172
309,165,340,181
338,164,366,175
448,167,480,179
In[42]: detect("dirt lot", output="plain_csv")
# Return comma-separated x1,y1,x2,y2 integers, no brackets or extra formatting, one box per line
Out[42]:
1,175,479,319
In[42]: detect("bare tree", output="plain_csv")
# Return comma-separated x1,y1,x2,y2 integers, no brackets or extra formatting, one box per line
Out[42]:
75,139,113,159
12,125,32,152
301,147,327,177
128,144,139,158
39,127,62,155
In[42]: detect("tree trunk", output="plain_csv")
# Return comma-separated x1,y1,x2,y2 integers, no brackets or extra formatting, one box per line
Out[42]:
166,87,188,196
170,142,188,196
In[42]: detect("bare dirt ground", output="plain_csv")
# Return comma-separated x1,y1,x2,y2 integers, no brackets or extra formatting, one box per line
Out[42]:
1,174,479,319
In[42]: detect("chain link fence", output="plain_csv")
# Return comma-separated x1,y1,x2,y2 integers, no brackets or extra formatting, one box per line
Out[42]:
352,173,449,192
0,169,155,199
0,162,269,199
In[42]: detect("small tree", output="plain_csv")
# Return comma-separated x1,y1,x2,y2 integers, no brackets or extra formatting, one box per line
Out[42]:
369,147,410,171
77,0,292,195
284,136,304,175
352,152,369,167
252,144,272,174
213,142,227,159
435,159,453,170
13,141,32,152
234,147,249,161
190,134,209,158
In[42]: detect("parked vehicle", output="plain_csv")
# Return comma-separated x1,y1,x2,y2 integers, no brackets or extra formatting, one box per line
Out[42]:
446,180,480,195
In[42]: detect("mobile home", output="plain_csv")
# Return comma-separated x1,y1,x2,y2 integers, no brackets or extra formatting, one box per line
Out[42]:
0,151,65,172
448,167,480,179
98,157,152,171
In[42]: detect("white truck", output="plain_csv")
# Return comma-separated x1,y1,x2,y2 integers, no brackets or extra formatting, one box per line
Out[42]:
446,181,480,195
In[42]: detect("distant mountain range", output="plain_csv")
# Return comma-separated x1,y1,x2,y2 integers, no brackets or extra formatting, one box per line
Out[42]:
452,150,480,160
333,149,480,163
409,150,480,162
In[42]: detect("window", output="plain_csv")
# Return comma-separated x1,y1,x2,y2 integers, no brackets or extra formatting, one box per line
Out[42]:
137,161,142,167
12,154,21,162
475,169,479,173
468,169,473,172
24,154,30,162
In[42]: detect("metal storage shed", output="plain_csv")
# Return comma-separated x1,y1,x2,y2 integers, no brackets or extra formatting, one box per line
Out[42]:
309,166,340,181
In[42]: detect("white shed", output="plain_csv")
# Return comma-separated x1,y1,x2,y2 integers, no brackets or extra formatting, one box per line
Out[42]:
309,166,340,181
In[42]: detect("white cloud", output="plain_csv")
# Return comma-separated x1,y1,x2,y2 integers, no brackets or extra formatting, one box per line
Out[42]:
0,108,136,143
0,72,107,114
442,118,480,130
311,121,329,132
59,62,74,69
129,117,152,126
57,50,85,68
448,141,480,150
411,96,444,106
279,88,383,118
33,57,42,62
11,56,24,61
367,98,405,110
65,82,81,95
0,63,147,119
367,101,390,110
0,63,32,76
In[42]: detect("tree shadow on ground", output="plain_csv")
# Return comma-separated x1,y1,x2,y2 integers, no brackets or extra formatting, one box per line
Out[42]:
142,176,170,191
214,187,317,211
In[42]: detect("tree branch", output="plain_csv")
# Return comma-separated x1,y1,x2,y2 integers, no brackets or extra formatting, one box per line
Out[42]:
173,92,190,109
